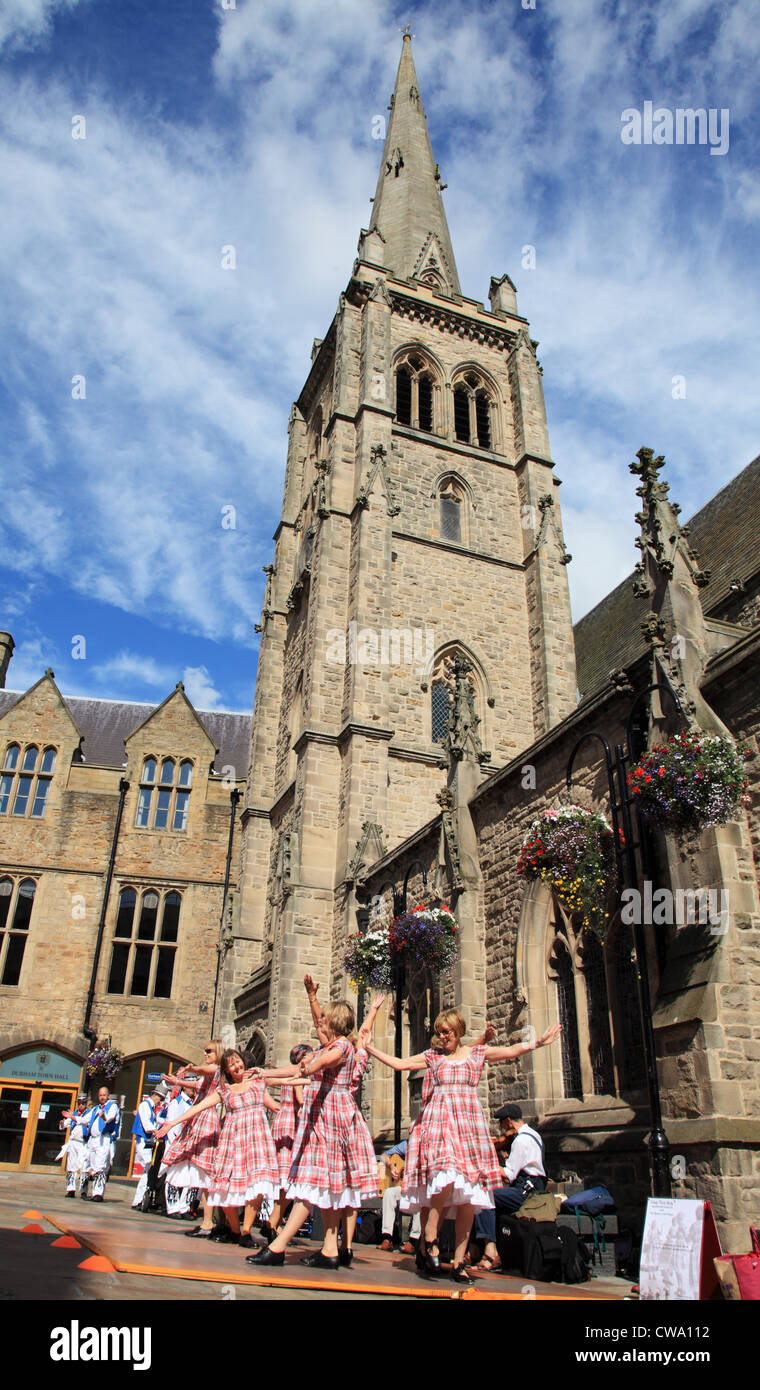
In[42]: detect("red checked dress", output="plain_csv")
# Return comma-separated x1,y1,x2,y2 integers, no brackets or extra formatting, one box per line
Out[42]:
271,1083,302,1189
163,1069,221,1191
400,1045,500,1214
206,1078,279,1208
286,1037,378,1210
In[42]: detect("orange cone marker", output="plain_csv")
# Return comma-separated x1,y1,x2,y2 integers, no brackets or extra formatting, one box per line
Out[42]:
21,1222,46,1234
51,1235,82,1248
78,1254,116,1272
22,1209,42,1218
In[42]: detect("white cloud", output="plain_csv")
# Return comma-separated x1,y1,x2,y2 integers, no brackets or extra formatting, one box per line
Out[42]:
0,0,87,51
182,665,223,710
0,0,758,647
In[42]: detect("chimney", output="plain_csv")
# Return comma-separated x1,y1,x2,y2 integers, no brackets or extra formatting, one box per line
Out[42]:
0,633,14,689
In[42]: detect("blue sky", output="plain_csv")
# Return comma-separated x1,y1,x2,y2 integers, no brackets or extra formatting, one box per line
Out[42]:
1,0,758,711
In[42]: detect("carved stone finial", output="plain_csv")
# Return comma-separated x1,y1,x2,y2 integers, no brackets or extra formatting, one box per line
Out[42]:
630,446,726,737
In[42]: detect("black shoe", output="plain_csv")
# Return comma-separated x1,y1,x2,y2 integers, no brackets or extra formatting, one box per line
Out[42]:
301,1251,340,1270
185,1227,214,1238
66,1191,76,1199
338,1248,353,1267
451,1263,474,1285
419,1242,440,1277
210,1228,236,1243
246,1247,284,1266
238,1233,256,1248
91,1195,104,1203
258,1221,277,1242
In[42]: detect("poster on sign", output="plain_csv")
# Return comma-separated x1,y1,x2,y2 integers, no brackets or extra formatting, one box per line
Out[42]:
640,1198,722,1300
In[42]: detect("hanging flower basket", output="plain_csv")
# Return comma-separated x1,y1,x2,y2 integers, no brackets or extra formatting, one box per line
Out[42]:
343,926,393,991
85,1039,123,1082
517,805,619,940
389,904,459,978
627,732,750,835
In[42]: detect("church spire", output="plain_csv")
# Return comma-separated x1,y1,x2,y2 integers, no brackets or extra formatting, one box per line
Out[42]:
366,31,461,296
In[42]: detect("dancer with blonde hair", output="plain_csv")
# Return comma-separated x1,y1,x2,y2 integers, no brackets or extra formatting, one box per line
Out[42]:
161,1039,223,1239
366,1008,561,1283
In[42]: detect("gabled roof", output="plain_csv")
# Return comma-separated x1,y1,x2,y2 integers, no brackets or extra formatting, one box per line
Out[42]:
0,689,251,775
574,454,760,700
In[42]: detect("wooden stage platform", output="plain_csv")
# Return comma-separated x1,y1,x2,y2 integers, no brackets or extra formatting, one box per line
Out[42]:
45,1205,625,1301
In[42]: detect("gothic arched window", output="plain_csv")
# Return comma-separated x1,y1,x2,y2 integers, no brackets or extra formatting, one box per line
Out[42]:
395,351,439,434
451,370,497,449
438,475,468,545
429,647,486,748
537,893,646,1104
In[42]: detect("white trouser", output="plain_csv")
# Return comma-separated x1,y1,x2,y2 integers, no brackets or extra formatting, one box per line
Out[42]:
86,1136,113,1196
131,1141,154,1206
65,1140,88,1191
382,1185,421,1239
165,1171,191,1214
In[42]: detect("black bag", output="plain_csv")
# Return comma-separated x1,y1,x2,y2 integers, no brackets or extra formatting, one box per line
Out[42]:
354,1212,381,1245
497,1216,563,1282
557,1225,591,1284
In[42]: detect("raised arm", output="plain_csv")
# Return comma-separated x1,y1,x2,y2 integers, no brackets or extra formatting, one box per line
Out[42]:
155,1089,221,1139
161,1072,202,1093
483,1023,562,1064
299,1044,345,1075
255,1064,301,1081
365,1041,429,1073
473,1023,496,1048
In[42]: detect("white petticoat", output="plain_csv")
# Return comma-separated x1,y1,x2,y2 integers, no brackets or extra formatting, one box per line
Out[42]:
205,1180,277,1208
285,1181,380,1212
164,1160,213,1191
400,1169,495,1215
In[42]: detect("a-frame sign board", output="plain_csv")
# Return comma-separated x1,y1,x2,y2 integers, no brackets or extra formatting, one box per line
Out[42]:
640,1198,723,1300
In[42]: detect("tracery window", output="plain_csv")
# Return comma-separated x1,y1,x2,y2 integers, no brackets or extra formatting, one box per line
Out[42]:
546,897,646,1101
429,647,484,746
107,887,182,998
452,371,495,449
395,352,437,433
0,743,56,818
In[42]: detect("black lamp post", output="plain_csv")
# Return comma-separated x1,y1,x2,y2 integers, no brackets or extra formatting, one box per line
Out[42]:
566,682,680,1199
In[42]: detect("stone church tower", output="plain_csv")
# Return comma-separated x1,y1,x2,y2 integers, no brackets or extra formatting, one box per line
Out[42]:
225,34,577,1090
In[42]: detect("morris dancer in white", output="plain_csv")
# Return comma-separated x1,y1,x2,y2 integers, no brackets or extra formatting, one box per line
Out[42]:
83,1086,121,1202
57,1094,90,1198
163,1081,196,1217
131,1089,164,1210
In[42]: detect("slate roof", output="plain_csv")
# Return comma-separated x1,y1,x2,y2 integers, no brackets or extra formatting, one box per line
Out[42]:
0,689,251,775
574,454,760,700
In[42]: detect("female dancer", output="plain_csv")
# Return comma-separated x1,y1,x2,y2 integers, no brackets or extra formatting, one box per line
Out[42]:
248,1001,378,1270
366,1009,561,1283
161,1040,223,1239
157,1048,280,1244
358,1017,495,1262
